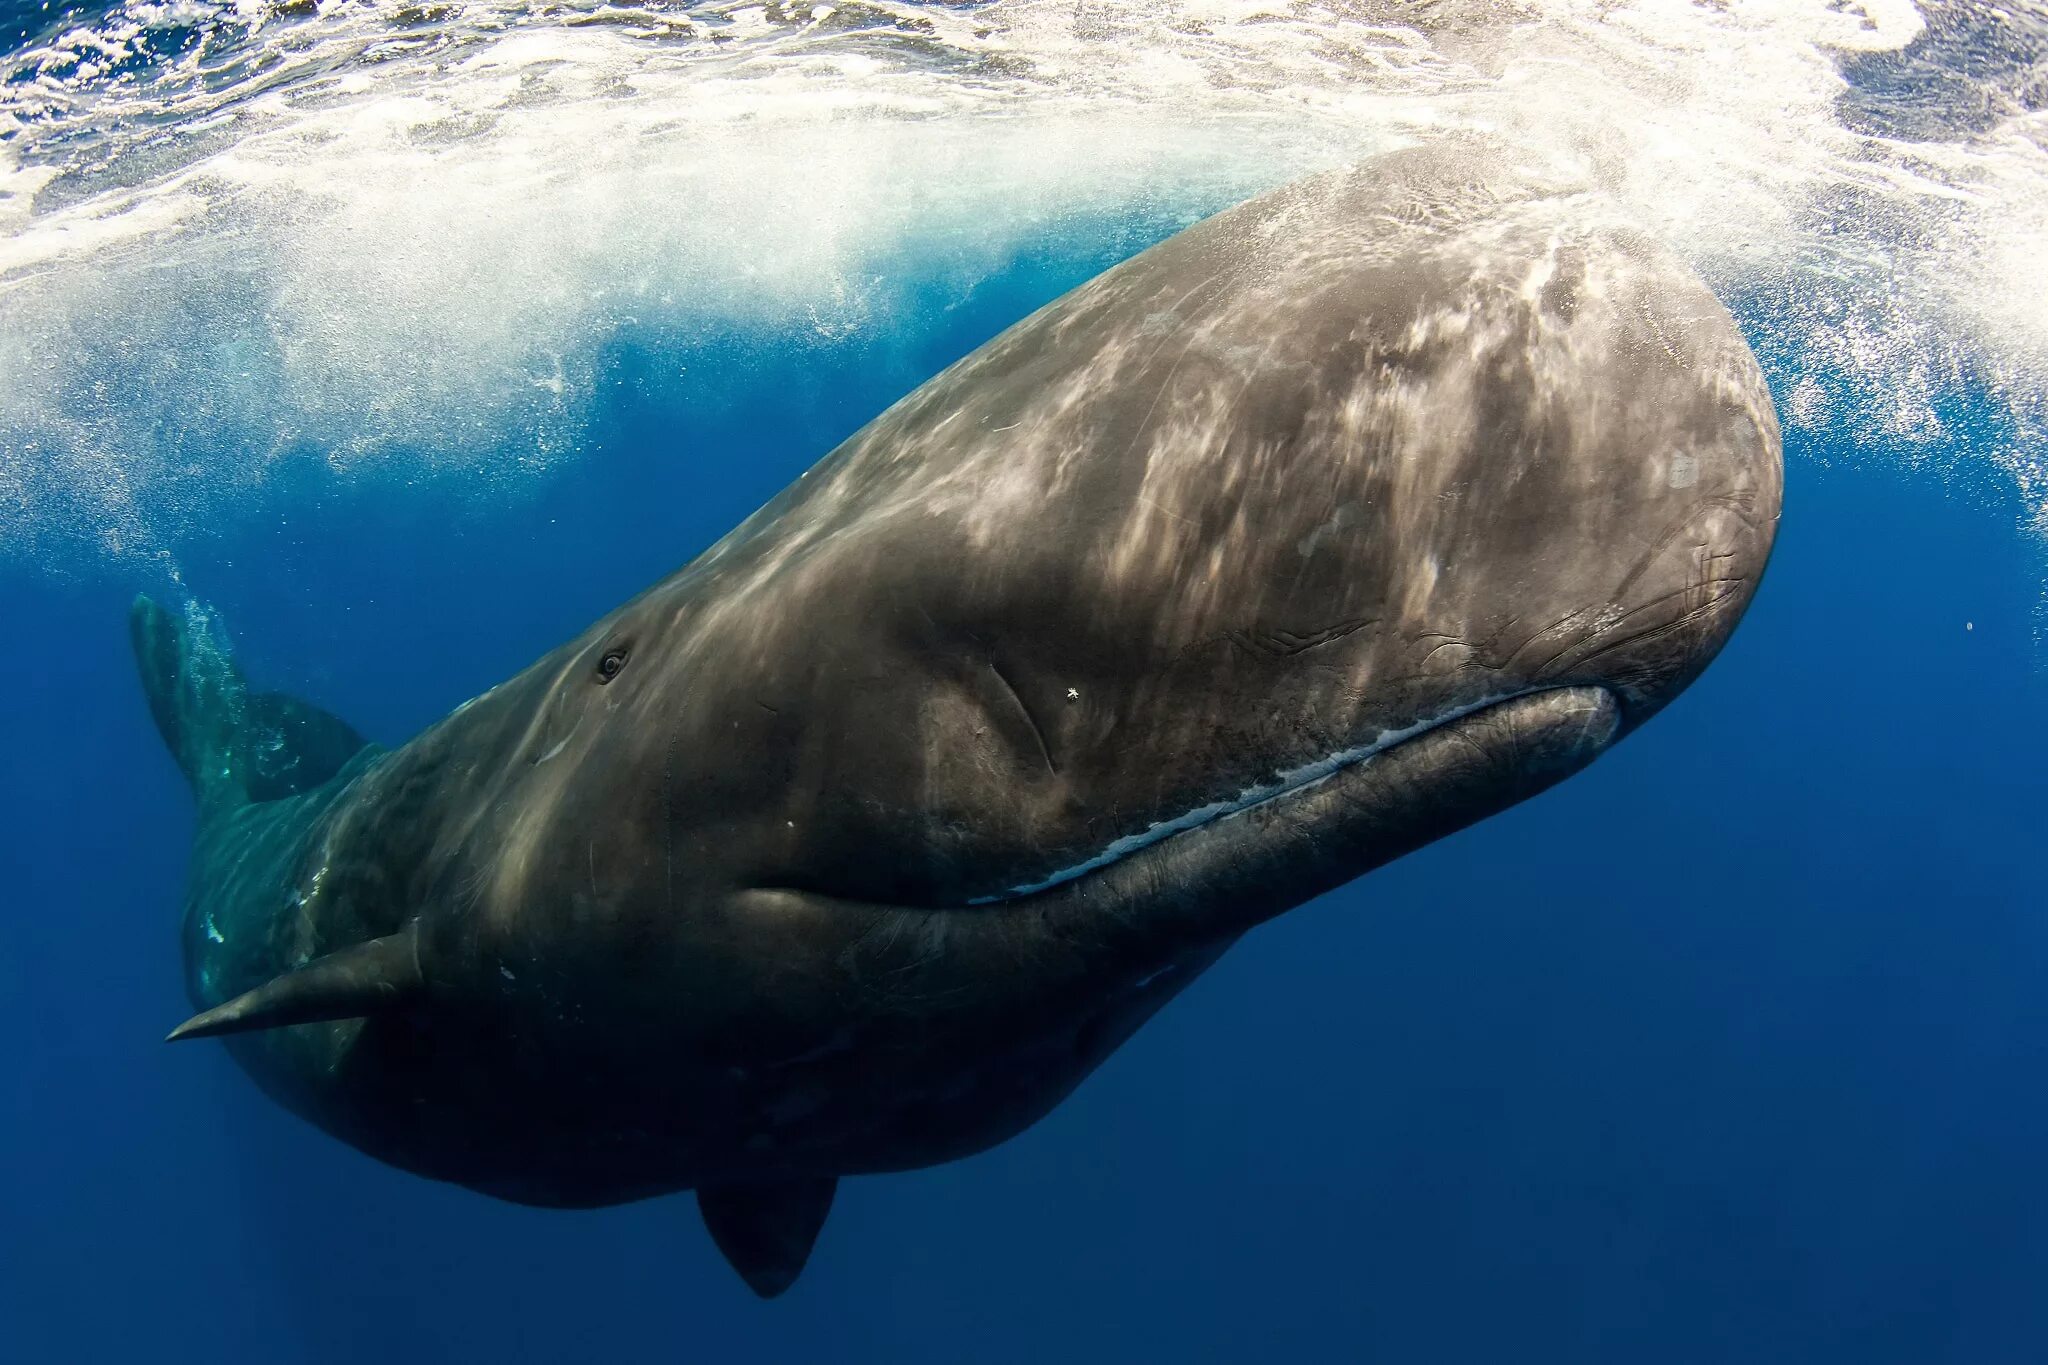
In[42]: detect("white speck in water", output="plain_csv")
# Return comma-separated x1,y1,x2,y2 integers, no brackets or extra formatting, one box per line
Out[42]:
1066,687,1080,702
499,965,517,982
1966,621,1975,631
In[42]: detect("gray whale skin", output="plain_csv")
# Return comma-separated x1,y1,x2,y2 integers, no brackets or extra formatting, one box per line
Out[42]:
134,147,1782,1297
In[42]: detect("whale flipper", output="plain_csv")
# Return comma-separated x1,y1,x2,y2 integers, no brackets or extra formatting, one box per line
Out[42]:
696,1177,838,1298
165,925,423,1041
130,594,367,807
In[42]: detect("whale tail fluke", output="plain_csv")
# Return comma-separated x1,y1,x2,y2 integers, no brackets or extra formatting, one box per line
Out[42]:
130,593,369,810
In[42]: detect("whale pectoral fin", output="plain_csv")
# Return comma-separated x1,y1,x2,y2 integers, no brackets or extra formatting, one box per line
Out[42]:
165,926,423,1042
696,1176,838,1298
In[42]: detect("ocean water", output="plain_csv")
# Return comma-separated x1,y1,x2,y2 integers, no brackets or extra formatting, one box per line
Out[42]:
4,1,2047,1361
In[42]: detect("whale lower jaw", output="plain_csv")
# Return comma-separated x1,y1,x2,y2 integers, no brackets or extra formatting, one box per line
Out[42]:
992,685,1624,941
979,687,1620,904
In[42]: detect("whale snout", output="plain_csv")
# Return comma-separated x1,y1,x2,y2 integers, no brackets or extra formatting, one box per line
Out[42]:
1401,384,1781,747
1534,482,1780,729
1556,412,1783,728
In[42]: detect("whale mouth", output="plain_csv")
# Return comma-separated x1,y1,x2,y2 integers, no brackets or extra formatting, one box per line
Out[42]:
969,684,1624,926
973,687,1613,905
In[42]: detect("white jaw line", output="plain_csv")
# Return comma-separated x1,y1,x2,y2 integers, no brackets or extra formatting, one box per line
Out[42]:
969,689,1545,905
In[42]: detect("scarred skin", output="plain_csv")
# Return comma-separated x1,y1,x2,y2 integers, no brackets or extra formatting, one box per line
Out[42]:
144,145,1781,1293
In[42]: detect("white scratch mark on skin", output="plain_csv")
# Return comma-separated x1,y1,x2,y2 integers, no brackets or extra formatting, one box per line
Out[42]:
1135,493,1197,527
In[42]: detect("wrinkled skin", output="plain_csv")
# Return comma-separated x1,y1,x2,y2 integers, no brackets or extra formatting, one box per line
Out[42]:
155,146,1780,1289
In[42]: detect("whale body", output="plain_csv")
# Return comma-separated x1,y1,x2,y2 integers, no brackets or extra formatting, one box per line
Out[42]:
138,148,1782,1297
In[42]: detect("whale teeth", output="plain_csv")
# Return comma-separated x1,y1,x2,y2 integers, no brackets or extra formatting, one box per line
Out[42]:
165,925,423,1042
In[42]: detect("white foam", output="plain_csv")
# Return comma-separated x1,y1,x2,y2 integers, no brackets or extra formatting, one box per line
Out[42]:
1,0,2044,563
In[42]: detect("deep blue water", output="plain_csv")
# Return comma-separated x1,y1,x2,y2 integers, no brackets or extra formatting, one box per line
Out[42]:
5,229,2048,1362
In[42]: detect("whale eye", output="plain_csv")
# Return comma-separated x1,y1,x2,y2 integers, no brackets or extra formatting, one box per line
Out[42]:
596,647,629,683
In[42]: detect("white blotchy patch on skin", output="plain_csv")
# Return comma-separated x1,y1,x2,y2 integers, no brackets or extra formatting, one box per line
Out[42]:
1295,501,1360,558
969,688,1542,903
